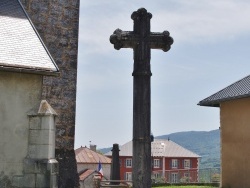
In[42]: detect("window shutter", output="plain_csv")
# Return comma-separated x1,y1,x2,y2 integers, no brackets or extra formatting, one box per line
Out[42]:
183,159,184,168
190,160,192,168
170,160,172,169
177,160,180,169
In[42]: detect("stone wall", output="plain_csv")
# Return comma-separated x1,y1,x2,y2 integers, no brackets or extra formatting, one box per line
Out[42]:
20,0,80,187
0,72,42,179
0,72,59,187
12,100,58,188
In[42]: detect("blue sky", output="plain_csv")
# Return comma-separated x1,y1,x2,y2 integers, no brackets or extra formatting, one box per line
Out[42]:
75,0,250,148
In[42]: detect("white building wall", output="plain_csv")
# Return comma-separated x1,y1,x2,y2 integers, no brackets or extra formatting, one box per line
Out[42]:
0,72,42,177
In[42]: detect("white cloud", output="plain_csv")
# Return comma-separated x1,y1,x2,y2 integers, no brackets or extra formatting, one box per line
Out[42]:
79,0,250,54
154,1,250,43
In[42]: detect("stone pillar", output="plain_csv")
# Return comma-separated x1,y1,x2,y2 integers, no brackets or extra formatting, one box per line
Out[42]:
93,176,101,188
20,1,80,187
12,100,58,188
110,144,120,185
28,100,57,160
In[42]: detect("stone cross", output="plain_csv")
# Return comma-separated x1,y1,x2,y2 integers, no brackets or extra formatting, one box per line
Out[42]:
110,8,173,188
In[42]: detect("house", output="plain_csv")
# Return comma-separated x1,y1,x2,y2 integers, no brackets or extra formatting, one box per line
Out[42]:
106,139,200,183
199,74,250,188
75,145,112,188
0,0,59,187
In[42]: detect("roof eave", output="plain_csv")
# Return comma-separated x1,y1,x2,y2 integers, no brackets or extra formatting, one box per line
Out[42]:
0,66,60,76
198,94,250,107
197,102,220,107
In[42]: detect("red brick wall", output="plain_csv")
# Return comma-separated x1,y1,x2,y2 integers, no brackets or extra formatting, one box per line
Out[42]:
119,156,199,182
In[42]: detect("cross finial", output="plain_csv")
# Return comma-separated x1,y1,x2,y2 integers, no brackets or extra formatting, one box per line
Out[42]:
110,8,173,53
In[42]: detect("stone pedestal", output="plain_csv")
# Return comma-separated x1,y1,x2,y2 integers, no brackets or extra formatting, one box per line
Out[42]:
12,100,58,188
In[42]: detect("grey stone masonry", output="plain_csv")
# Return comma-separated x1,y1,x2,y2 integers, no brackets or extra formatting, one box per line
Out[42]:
20,1,80,187
28,100,57,160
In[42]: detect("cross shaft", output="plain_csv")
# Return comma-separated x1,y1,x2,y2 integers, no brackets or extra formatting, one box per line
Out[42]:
110,8,173,188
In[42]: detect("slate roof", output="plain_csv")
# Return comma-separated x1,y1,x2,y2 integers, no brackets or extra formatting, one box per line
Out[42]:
105,139,200,158
0,0,59,75
198,75,250,107
75,146,112,164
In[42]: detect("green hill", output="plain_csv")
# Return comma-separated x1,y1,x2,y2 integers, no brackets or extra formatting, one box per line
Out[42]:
156,129,220,169
99,129,220,169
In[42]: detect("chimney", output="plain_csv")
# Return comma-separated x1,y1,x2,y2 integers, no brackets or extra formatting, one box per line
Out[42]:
90,144,97,152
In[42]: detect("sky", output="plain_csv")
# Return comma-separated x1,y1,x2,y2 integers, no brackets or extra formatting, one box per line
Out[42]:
75,0,250,149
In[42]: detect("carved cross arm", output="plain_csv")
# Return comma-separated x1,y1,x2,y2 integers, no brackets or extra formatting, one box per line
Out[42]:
149,31,174,52
110,29,139,50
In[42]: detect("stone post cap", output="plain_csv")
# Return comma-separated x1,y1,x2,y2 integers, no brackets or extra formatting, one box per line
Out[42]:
27,100,57,116
38,100,57,116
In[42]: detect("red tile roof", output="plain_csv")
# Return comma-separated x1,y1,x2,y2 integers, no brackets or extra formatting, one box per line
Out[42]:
79,169,96,181
75,146,111,164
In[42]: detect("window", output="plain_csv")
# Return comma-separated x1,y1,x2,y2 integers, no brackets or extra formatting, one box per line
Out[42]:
154,172,160,179
125,172,132,181
172,159,178,168
126,159,132,168
184,172,189,178
184,159,190,169
171,173,178,183
153,159,160,168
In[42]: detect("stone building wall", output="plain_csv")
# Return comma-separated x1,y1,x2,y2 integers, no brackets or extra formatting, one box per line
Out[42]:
0,72,42,179
20,1,80,187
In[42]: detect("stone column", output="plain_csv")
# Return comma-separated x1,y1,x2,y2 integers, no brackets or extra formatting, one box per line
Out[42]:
110,144,120,185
